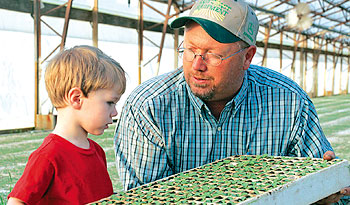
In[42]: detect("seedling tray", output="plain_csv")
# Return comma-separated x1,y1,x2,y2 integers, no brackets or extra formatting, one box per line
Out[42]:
94,155,350,204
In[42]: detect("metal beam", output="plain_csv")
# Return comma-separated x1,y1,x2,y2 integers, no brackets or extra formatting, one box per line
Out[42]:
60,0,73,50
250,4,350,39
0,0,179,35
156,0,173,75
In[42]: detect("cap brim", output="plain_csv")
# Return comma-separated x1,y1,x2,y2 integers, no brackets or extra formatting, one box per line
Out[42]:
170,16,241,44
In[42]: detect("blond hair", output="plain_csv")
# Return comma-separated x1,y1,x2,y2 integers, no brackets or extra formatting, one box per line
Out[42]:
45,45,126,108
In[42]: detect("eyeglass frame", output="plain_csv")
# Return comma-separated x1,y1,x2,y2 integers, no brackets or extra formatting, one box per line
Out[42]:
176,41,249,67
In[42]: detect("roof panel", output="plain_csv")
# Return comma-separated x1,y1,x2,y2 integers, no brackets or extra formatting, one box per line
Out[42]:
239,0,350,44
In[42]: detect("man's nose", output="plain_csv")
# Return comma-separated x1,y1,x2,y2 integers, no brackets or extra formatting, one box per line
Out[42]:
192,55,207,71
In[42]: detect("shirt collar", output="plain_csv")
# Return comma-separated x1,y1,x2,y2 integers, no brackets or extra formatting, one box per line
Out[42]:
232,71,248,110
185,80,205,113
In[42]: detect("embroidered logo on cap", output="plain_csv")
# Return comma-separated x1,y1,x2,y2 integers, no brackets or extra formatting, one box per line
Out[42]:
192,0,232,22
243,22,255,42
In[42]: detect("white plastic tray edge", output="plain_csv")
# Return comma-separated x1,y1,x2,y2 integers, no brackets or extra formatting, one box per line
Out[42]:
240,160,350,205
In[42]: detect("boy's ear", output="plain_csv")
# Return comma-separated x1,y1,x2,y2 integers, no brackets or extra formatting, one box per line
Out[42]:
67,87,84,109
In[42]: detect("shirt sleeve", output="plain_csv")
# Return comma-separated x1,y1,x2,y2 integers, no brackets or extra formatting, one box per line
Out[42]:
114,101,174,190
8,152,54,204
288,97,333,158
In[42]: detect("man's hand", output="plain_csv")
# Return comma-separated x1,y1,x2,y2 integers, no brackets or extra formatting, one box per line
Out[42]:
315,151,350,204
323,150,336,161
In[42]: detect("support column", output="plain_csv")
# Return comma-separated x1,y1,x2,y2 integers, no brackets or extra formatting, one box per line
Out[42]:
339,55,343,94
323,42,328,96
138,0,144,84
173,5,180,70
331,42,336,95
34,0,41,128
303,39,308,92
92,0,98,47
299,35,305,88
174,29,179,70
312,37,320,97
279,31,283,73
291,33,300,81
337,44,345,94
60,0,73,50
34,0,73,129
261,17,273,68
347,49,350,93
155,0,172,75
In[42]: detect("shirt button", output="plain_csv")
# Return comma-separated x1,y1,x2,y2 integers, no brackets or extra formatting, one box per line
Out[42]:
217,127,222,131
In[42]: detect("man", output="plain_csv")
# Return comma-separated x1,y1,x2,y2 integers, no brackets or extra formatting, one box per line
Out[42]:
114,0,349,203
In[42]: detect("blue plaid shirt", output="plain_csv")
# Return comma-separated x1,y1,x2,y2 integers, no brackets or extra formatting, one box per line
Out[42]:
114,64,333,190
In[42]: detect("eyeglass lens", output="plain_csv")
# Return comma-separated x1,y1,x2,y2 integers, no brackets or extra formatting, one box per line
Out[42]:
181,49,222,66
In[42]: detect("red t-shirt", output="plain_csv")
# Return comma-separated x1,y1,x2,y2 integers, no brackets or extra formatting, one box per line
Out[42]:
8,134,113,205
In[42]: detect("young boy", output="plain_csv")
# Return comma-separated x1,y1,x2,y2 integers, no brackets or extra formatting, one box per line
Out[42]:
7,45,126,205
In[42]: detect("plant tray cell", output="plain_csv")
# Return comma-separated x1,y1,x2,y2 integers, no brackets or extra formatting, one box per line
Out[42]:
92,155,350,204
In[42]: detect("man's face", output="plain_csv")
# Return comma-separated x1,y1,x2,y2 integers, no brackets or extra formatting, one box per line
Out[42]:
182,23,248,102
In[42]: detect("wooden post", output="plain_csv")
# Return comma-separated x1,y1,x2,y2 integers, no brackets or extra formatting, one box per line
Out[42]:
347,50,350,94
337,44,345,94
299,35,305,88
279,31,283,73
339,55,343,94
34,0,57,130
323,41,328,96
303,39,308,92
262,17,273,67
331,42,336,95
291,33,299,81
92,0,98,47
60,0,73,50
173,5,180,70
138,0,143,84
174,29,179,70
312,37,320,97
155,0,172,75
34,0,41,128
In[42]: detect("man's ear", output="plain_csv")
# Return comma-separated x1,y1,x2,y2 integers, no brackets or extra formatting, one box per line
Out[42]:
242,45,256,70
67,87,84,109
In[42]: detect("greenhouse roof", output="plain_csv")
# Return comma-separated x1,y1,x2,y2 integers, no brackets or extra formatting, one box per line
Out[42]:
167,0,350,44
1,0,349,45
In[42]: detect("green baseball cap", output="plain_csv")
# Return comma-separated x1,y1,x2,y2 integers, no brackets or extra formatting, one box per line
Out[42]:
170,0,259,45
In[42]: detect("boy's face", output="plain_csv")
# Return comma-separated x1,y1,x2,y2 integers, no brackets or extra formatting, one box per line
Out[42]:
79,86,121,136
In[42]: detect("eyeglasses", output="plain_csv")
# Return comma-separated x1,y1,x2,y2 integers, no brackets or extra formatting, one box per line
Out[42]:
177,41,248,66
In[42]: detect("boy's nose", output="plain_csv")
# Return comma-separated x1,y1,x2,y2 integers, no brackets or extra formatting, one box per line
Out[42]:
111,107,118,117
